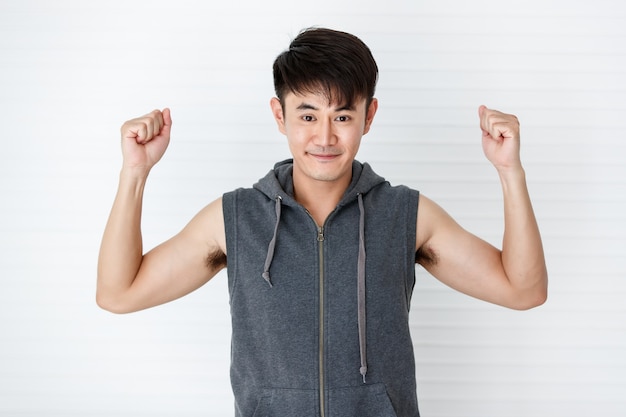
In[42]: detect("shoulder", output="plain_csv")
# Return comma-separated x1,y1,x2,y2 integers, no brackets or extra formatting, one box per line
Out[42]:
222,187,275,225
223,186,264,204
365,182,419,208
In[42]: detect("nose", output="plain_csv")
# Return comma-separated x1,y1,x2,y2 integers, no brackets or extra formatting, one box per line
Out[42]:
314,118,336,147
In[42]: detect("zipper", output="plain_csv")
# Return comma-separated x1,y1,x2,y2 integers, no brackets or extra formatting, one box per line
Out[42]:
317,225,326,417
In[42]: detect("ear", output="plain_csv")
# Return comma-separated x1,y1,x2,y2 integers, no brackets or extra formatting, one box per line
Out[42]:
270,97,287,135
363,98,378,135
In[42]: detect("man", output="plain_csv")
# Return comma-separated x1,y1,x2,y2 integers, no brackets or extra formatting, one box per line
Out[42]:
97,27,547,417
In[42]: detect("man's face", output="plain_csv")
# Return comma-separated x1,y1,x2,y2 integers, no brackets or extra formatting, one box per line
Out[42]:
270,90,378,189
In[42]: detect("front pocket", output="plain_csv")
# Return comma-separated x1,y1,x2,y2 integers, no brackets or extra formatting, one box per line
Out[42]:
251,384,399,417
328,383,398,417
251,388,318,417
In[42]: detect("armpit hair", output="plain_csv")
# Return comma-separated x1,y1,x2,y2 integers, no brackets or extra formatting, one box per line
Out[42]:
206,249,227,271
415,244,438,267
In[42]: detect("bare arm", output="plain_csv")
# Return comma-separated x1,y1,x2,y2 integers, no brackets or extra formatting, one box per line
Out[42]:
416,106,547,310
97,109,226,313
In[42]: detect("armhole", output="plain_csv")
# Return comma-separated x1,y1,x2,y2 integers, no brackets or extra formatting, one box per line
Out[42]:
405,188,420,307
410,188,420,256
222,191,238,299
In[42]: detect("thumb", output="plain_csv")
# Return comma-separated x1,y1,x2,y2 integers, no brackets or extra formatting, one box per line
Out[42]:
478,105,490,137
478,104,487,118
162,108,172,126
161,108,173,135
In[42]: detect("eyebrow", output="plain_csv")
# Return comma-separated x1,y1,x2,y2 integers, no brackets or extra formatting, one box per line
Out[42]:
296,102,356,112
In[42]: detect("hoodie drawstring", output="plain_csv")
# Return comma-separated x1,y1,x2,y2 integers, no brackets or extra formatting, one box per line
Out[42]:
262,196,282,287
261,193,368,383
357,193,368,383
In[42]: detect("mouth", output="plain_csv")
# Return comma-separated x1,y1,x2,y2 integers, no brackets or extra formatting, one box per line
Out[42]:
307,152,341,162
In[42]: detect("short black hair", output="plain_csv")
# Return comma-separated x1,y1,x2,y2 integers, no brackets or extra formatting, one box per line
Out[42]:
272,27,378,108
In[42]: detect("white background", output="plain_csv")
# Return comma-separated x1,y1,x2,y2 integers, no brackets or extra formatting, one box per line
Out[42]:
1,0,625,416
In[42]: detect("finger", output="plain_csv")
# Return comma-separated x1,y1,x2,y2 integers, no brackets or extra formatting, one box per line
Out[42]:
134,123,149,142
156,108,172,138
140,119,154,144
140,111,160,143
490,122,508,141
121,120,148,142
140,111,163,143
152,109,164,136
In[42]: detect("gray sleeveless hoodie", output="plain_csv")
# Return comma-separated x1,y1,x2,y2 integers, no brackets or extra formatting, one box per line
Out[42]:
223,159,420,417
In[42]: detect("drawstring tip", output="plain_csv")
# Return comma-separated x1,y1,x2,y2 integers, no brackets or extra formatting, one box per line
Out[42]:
360,366,367,384
261,272,273,288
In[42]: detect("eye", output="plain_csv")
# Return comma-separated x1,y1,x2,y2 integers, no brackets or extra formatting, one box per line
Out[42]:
336,115,350,122
302,115,315,122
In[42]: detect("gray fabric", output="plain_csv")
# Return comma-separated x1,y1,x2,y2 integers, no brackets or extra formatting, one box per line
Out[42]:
223,159,421,417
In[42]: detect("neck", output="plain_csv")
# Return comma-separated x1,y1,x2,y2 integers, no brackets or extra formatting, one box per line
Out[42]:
292,173,351,226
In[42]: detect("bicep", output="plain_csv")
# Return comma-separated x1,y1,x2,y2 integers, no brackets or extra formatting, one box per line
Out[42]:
416,194,514,307
123,198,226,312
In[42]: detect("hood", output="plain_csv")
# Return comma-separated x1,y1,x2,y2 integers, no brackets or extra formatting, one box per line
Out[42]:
253,158,388,207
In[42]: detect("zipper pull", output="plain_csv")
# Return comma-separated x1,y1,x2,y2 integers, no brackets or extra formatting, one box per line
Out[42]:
317,226,325,242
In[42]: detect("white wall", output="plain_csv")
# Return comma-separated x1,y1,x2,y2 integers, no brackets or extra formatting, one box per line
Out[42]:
1,0,624,416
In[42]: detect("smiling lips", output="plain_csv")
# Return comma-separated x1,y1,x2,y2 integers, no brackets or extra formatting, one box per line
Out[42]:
308,150,341,161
